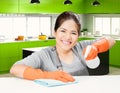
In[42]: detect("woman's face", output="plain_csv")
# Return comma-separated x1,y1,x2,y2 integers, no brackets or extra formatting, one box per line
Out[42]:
54,19,79,51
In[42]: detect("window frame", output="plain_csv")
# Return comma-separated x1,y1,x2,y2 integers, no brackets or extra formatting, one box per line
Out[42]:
0,14,52,40
93,15,120,36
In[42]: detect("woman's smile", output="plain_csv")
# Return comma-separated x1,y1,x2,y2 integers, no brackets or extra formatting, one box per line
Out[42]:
62,40,72,45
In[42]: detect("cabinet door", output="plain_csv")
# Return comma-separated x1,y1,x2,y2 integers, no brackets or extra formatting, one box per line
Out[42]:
0,0,18,13
19,41,40,49
0,43,19,58
0,58,9,73
0,43,19,74
110,40,120,67
0,57,19,74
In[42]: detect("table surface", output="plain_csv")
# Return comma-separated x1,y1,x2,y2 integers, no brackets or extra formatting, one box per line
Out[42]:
23,46,49,51
0,75,120,93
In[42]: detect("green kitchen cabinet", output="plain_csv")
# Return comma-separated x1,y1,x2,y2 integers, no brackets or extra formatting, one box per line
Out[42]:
110,40,120,67
0,40,47,74
0,59,10,74
19,0,84,14
84,0,120,14
0,43,19,73
0,40,56,74
0,0,18,13
0,43,19,58
1,0,120,14
0,57,19,74
19,0,120,14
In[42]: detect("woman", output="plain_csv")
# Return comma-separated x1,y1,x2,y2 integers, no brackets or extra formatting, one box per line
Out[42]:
10,11,115,82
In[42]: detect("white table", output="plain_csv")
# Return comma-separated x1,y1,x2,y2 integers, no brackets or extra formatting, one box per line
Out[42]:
23,46,49,52
0,75,120,93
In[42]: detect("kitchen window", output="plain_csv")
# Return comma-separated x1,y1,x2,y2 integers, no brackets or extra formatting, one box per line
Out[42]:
94,16,120,36
27,16,51,38
0,14,51,40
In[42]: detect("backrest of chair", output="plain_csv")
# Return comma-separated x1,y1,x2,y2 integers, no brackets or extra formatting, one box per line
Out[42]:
87,50,109,75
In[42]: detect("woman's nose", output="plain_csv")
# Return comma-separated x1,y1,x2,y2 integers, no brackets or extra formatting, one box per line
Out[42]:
65,33,72,40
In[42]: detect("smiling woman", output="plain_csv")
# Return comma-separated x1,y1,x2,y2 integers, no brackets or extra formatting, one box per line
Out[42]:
10,11,115,82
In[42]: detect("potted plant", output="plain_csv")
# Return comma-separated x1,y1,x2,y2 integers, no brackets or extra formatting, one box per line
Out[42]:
81,28,88,36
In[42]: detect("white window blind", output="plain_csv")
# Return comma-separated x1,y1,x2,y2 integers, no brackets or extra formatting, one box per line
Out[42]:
39,17,51,36
0,14,51,40
27,16,40,37
94,16,120,36
0,17,13,39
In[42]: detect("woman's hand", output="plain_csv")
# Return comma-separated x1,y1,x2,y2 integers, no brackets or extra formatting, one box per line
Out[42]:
83,45,98,60
83,38,112,60
44,70,75,82
23,66,75,82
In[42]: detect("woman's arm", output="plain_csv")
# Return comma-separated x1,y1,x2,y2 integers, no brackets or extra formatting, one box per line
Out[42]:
103,36,116,48
10,51,42,78
10,64,75,82
83,36,116,60
10,64,28,78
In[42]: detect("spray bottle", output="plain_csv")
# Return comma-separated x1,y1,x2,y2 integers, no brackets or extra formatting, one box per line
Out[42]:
84,45,100,69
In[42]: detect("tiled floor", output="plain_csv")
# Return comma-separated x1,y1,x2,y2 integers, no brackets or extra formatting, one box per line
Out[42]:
0,66,120,77
108,66,120,75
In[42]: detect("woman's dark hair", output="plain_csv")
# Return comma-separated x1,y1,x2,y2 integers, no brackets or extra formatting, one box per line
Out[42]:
54,11,81,35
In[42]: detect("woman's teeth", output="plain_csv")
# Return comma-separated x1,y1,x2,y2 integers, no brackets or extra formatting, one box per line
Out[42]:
62,41,71,45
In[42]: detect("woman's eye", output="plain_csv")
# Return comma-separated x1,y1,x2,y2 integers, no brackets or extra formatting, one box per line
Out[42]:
72,32,77,35
61,30,65,32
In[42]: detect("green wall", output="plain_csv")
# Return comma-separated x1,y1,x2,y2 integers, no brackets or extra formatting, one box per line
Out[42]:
1,0,120,14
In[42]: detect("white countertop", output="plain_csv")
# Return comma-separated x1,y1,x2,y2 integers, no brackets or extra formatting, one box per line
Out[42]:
0,36,120,43
0,75,120,93
0,39,42,43
23,46,49,51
